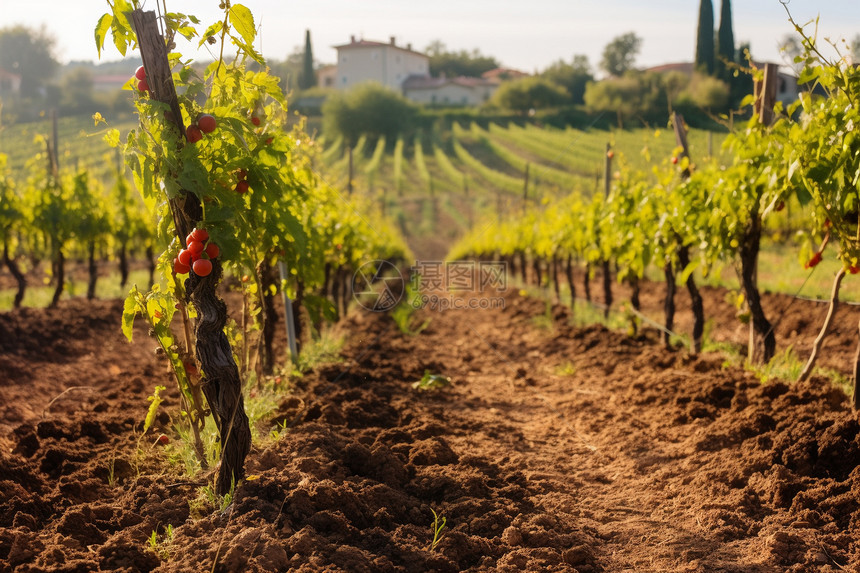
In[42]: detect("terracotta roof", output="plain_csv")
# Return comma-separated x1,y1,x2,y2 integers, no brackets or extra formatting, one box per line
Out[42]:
644,62,695,75
93,74,134,83
0,68,22,80
333,38,427,58
481,67,529,80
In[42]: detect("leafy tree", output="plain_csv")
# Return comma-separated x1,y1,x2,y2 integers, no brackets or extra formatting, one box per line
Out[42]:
734,41,755,105
779,35,804,74
322,82,418,145
662,70,690,113
695,0,715,74
298,29,316,90
584,72,664,128
0,25,59,97
59,68,96,114
600,32,642,77
716,0,734,81
541,55,593,105
270,47,304,93
488,77,569,114
424,41,499,78
676,73,729,110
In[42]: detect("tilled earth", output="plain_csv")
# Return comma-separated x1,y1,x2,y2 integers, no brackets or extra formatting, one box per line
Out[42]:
1,277,860,572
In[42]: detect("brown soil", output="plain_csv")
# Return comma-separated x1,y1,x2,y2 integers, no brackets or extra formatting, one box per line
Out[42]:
1,278,860,572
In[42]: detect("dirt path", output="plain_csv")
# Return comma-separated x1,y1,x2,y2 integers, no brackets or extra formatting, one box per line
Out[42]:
1,283,859,572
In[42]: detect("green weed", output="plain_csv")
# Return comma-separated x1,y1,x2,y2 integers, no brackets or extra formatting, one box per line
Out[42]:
147,524,174,560
746,346,805,383
428,509,447,551
413,370,452,392
296,331,345,373
392,285,430,335
555,362,577,376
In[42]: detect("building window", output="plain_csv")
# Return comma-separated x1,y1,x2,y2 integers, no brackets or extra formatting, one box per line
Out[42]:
372,50,378,60
431,94,437,104
342,76,347,84
342,55,348,63
462,96,468,104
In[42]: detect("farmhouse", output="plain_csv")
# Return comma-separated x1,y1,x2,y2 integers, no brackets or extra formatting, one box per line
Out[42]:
0,68,22,95
402,75,498,106
334,36,429,91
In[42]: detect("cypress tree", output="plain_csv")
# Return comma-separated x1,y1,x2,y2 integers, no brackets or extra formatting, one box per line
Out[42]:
695,0,715,75
716,0,735,82
299,29,316,90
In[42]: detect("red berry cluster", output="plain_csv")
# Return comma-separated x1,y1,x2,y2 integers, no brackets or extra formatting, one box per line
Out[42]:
804,252,823,269
235,168,249,194
134,65,149,93
187,114,217,144
174,228,219,277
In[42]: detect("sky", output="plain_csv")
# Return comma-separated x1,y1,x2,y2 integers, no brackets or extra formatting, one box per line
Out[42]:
2,0,859,74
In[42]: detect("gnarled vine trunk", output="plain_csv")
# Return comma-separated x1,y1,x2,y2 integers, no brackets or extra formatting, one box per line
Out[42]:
662,263,676,348
187,262,251,495
118,243,129,288
565,255,576,311
583,263,592,303
258,258,279,375
292,279,305,355
3,240,26,308
86,241,98,300
853,320,860,411
601,260,612,319
50,249,64,309
739,212,775,363
133,8,251,496
551,255,561,303
532,257,543,287
677,245,704,354
146,245,156,288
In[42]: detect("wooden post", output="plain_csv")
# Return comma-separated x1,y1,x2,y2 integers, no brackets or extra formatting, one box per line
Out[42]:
601,143,612,318
51,110,59,175
754,63,778,126
603,143,611,197
277,261,300,364
523,161,530,211
347,144,354,195
672,111,691,178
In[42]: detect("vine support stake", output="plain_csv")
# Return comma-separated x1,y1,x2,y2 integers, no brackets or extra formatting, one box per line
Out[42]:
277,260,300,365
522,161,530,212
798,267,846,383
